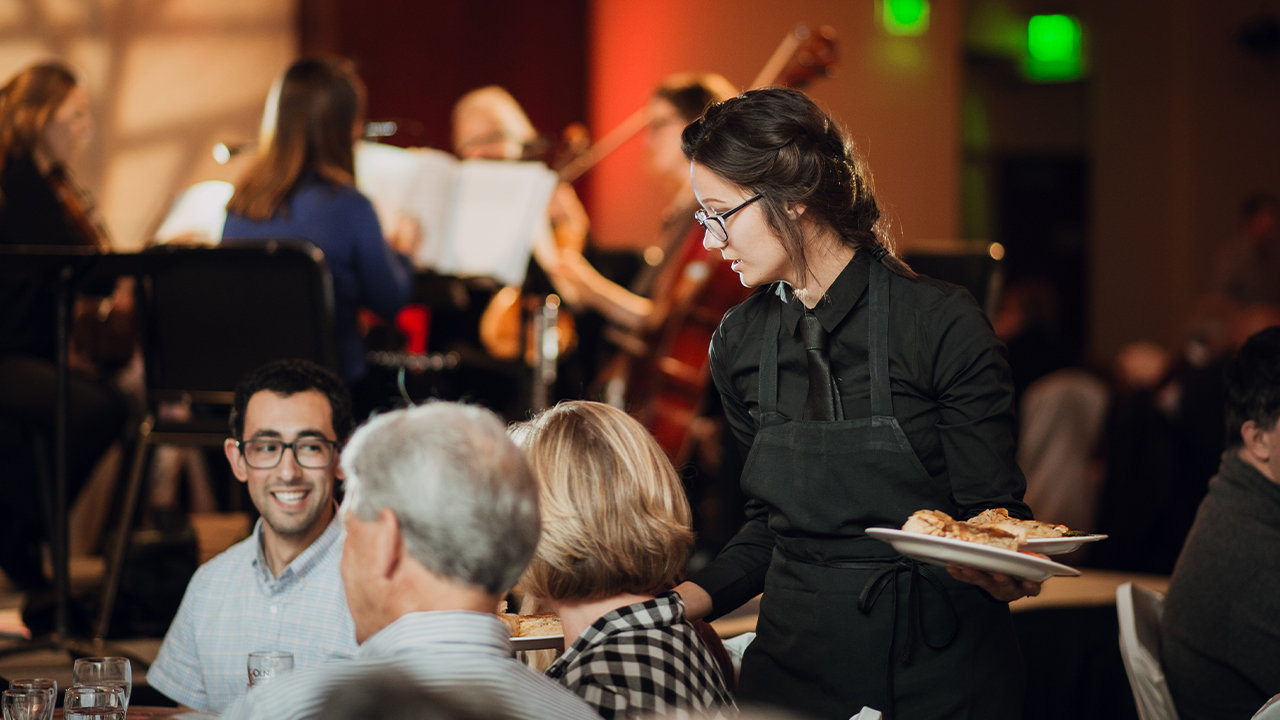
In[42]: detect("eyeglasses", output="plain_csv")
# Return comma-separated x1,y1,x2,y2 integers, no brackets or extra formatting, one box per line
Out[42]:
236,437,338,469
694,194,763,243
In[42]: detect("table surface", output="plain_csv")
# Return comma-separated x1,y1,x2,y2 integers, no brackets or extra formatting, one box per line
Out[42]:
708,568,1172,638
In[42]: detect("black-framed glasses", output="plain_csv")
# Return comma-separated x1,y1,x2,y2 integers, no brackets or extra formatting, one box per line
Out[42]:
236,437,339,469
694,194,763,243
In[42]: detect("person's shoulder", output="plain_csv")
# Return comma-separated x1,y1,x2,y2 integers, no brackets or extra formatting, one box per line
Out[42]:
895,269,983,313
714,286,772,349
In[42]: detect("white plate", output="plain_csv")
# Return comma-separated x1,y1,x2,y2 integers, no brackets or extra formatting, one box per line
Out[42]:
864,528,1081,582
511,634,564,652
1023,534,1108,555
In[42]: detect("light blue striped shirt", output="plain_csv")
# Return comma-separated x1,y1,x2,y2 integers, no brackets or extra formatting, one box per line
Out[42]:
148,514,358,713
221,611,600,720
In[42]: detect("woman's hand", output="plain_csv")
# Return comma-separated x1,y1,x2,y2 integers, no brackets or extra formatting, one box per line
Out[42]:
946,566,1042,602
673,581,713,621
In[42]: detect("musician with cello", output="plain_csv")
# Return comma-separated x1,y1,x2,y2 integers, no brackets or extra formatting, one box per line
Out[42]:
0,61,130,606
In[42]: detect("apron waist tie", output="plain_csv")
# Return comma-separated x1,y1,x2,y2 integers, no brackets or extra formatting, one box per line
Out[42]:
856,558,960,720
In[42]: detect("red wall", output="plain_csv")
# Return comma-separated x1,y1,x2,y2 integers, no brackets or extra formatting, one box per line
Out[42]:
299,0,588,155
586,0,962,251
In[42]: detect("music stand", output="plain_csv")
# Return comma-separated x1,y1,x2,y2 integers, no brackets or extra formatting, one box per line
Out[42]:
0,246,147,659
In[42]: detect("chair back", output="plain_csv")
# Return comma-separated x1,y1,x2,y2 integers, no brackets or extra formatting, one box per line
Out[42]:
1116,582,1180,720
136,241,338,404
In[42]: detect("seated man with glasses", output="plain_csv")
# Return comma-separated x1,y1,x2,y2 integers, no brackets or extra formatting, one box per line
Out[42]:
147,359,359,713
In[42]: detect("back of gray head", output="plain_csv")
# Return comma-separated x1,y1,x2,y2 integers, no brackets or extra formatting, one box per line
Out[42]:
340,402,540,595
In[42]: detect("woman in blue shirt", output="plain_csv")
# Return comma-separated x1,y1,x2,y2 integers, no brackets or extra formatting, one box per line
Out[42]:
223,58,414,385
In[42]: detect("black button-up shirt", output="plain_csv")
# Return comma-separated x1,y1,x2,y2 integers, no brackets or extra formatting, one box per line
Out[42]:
691,250,1031,616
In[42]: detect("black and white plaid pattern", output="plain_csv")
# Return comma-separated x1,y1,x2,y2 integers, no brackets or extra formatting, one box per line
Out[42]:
546,594,737,720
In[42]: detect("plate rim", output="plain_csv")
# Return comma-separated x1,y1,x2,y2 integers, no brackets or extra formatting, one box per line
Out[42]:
510,634,565,651
864,527,1081,578
1024,533,1108,545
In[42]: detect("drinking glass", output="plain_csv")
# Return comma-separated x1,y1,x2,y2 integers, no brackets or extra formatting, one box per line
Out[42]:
2,688,54,720
247,650,294,688
63,685,124,720
4,680,55,699
71,657,131,710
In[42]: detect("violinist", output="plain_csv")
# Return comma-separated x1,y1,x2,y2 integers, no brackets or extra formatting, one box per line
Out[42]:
556,73,737,336
0,61,129,605
456,86,588,366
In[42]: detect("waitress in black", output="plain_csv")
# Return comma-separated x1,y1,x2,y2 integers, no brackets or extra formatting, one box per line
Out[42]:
672,88,1041,719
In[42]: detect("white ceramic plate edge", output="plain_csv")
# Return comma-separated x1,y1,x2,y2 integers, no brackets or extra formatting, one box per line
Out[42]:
1023,533,1109,555
864,527,1081,581
510,634,565,651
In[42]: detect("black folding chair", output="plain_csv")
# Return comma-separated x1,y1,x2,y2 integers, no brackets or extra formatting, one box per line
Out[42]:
96,240,337,643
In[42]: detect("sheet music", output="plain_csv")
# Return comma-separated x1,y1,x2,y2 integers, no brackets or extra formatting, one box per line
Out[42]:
356,142,557,286
439,159,557,285
152,144,557,286
153,180,234,244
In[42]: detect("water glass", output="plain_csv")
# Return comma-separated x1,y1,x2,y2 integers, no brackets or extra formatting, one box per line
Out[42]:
63,685,125,720
72,658,131,710
2,688,54,720
247,650,294,688
5,681,55,696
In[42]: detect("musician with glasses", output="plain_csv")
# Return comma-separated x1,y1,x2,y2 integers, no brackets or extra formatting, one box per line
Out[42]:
148,359,359,713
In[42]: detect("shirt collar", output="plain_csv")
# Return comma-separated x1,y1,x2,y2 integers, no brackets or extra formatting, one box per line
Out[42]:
252,505,343,585
548,594,685,677
357,611,513,660
779,250,870,337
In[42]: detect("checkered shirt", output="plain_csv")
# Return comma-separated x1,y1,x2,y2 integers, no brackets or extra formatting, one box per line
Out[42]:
546,594,737,720
147,513,358,713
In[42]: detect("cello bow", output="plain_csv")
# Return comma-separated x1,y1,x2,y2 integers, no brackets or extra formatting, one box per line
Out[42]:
557,24,838,184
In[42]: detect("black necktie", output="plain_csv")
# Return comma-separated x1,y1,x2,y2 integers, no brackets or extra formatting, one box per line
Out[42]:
801,310,842,421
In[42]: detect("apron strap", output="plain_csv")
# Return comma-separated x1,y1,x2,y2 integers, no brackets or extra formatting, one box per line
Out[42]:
757,289,782,418
857,558,959,720
868,257,892,418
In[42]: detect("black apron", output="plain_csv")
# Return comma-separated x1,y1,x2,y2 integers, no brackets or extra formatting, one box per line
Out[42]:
735,259,1025,720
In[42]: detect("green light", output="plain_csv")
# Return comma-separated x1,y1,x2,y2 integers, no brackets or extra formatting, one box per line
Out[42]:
1025,14,1083,81
881,0,930,37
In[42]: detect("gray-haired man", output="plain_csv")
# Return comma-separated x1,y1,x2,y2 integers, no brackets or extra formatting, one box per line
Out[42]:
222,402,598,720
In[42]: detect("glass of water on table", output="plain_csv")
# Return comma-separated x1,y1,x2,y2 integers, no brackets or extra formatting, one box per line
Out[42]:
63,686,125,720
2,686,55,720
72,657,131,711
247,651,294,689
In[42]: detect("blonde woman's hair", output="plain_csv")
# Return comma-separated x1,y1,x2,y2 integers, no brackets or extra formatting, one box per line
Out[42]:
451,85,536,156
514,401,693,601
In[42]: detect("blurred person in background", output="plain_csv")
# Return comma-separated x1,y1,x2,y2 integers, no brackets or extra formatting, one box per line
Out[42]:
1213,194,1280,309
1162,325,1280,720
514,401,735,720
222,58,416,411
0,61,130,627
317,670,510,720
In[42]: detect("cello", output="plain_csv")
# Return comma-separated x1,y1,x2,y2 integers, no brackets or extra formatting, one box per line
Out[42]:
615,25,839,463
